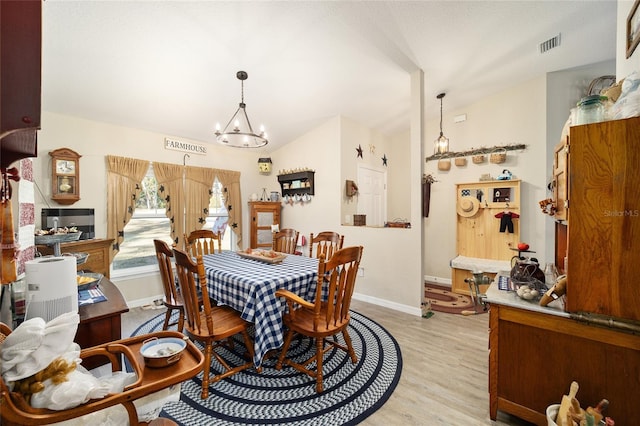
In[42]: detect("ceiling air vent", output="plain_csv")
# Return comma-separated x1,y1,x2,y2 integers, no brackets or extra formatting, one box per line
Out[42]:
539,33,561,54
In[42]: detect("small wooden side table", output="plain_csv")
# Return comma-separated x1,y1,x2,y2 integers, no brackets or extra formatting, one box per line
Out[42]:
77,277,129,369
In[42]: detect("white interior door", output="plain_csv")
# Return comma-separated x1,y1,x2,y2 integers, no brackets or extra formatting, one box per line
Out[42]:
357,165,387,227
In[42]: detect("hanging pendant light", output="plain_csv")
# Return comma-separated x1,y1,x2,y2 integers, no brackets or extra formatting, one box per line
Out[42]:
434,92,449,155
215,71,268,148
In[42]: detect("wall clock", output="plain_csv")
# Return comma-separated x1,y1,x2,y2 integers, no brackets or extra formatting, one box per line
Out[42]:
49,148,81,204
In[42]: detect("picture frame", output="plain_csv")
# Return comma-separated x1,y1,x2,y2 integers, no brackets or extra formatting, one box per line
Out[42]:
627,0,640,58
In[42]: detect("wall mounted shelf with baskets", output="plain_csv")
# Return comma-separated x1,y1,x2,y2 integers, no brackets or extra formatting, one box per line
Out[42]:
425,143,526,163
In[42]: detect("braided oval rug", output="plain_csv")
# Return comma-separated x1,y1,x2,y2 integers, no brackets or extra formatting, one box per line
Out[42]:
131,310,402,425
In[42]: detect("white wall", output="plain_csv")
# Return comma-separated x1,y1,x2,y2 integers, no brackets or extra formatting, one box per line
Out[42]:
387,130,411,222
273,116,342,236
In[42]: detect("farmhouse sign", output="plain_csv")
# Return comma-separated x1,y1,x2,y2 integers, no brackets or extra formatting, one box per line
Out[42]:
164,138,207,155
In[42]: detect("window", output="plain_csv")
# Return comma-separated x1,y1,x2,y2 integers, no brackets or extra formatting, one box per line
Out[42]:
205,179,233,249
111,165,230,275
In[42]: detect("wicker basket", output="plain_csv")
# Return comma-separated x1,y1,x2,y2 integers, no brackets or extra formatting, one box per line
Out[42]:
353,214,366,226
490,148,507,164
437,158,451,171
454,157,467,167
472,154,485,164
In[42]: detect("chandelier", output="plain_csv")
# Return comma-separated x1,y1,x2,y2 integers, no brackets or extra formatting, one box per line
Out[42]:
215,71,268,148
434,92,449,155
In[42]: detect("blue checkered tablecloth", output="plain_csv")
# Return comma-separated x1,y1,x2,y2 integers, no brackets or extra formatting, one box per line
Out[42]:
201,251,319,368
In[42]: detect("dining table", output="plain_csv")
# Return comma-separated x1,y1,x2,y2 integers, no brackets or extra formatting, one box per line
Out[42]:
201,250,319,368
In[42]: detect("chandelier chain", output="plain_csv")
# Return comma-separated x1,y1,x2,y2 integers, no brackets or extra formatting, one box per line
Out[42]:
439,96,443,136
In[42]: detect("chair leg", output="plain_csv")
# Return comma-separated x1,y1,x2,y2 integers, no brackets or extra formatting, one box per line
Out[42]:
162,308,172,330
315,337,324,393
241,330,255,364
276,329,294,370
200,342,213,399
342,329,358,363
177,309,184,333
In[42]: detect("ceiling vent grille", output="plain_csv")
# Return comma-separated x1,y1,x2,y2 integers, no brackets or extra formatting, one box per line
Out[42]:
539,33,561,53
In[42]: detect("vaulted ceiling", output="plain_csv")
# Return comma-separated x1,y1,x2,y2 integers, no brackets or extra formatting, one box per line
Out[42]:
42,1,617,150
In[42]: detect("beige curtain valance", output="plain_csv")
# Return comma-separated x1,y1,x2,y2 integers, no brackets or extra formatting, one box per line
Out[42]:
107,156,243,261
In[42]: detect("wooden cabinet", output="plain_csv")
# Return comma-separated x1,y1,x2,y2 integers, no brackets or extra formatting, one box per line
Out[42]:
0,0,41,169
489,118,640,425
564,117,640,322
37,238,114,278
278,171,315,197
489,303,640,425
452,180,520,295
248,202,280,249
552,137,569,221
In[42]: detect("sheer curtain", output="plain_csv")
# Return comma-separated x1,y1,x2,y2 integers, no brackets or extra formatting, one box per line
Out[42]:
213,168,242,249
106,156,150,262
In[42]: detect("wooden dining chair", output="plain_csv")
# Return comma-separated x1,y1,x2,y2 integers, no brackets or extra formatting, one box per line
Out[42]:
153,239,186,332
272,228,299,254
173,248,254,399
275,245,363,393
184,229,222,257
308,231,344,259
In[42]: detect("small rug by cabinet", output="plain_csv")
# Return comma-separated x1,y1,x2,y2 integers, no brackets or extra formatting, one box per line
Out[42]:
131,310,402,425
424,283,482,315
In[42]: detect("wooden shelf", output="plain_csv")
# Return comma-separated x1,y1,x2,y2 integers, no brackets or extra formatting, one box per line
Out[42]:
452,180,520,295
278,171,314,196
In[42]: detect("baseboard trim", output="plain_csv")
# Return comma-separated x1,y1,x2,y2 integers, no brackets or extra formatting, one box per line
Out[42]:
129,292,428,317
424,275,452,287
127,295,164,309
353,292,421,317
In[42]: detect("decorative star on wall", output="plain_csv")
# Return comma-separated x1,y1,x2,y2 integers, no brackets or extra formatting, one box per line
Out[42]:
356,144,363,159
369,144,376,154
382,154,388,166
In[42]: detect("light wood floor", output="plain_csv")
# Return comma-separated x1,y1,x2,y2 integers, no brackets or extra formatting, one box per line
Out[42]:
121,300,534,425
